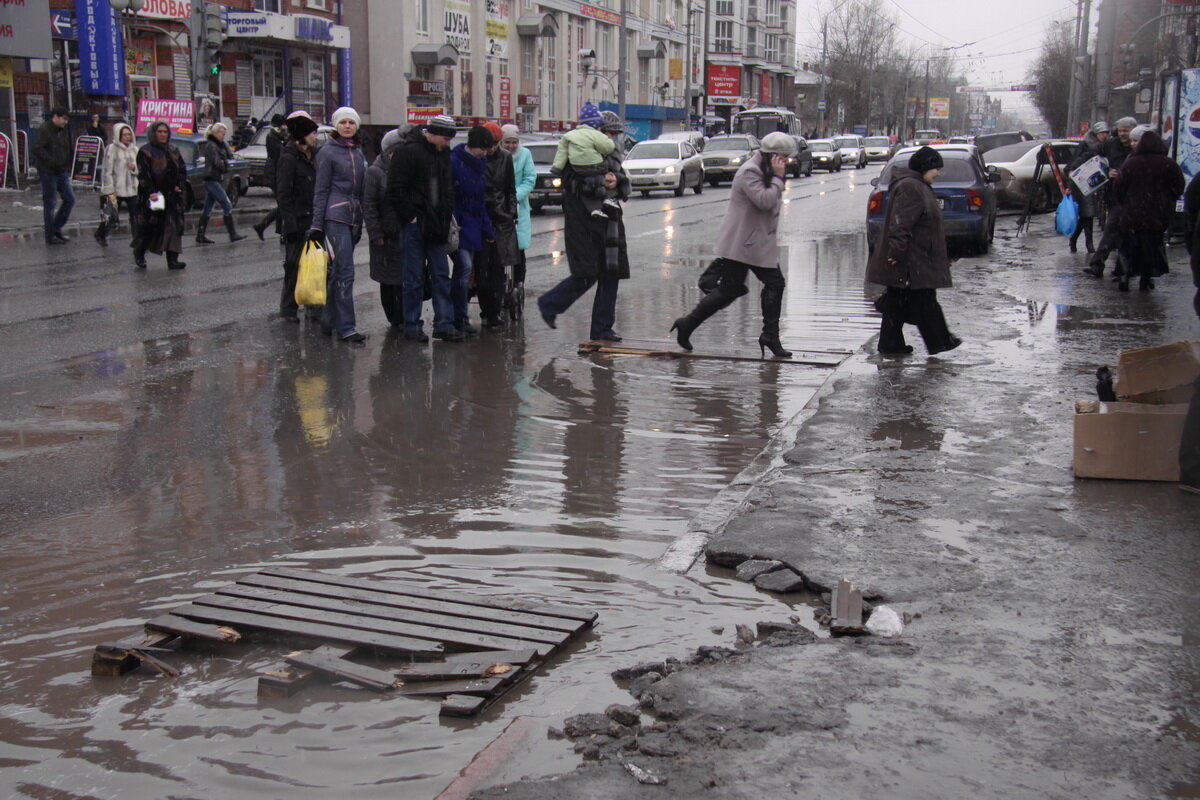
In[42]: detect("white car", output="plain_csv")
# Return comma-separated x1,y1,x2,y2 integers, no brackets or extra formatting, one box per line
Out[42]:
863,136,894,162
623,139,706,197
984,139,1082,209
833,134,867,169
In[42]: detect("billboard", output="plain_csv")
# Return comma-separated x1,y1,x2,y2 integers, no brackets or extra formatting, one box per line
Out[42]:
136,99,196,134
75,0,126,96
706,64,740,103
1178,69,1200,180
928,97,950,120
0,0,53,59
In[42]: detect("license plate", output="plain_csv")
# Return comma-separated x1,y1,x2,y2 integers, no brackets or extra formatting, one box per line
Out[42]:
1177,198,1186,213
939,198,948,209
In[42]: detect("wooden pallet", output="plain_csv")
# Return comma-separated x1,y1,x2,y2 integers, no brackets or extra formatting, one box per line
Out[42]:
579,337,851,367
92,568,597,716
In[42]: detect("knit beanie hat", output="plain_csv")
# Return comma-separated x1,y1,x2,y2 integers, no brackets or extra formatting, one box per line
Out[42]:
330,106,360,127
284,110,318,140
467,125,494,149
483,121,504,143
1091,120,1109,134
426,114,457,137
381,129,403,152
579,102,604,128
908,145,944,173
1129,124,1152,142
271,113,286,127
500,124,521,142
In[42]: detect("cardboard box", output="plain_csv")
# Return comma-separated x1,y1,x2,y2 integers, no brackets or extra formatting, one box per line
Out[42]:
1115,340,1200,404
1073,400,1188,482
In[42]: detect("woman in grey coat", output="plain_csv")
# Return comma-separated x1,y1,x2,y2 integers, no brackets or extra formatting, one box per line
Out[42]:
365,126,409,325
864,146,960,355
670,131,795,358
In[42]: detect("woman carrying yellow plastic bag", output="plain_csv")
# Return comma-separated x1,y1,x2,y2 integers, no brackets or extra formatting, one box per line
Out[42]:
295,239,328,306
276,111,320,322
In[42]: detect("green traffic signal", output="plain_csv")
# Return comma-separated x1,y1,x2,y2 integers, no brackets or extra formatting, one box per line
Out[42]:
211,64,221,76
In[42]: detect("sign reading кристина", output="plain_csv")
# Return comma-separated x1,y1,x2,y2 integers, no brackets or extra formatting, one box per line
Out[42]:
136,99,195,134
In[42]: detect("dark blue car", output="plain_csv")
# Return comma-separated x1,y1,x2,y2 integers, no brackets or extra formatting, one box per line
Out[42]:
867,145,1001,256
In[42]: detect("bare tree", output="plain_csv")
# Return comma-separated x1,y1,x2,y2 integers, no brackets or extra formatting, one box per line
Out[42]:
1029,20,1074,137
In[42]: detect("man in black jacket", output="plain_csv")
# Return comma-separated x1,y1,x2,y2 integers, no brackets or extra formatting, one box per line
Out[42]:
386,114,456,342
32,108,75,244
253,114,287,239
477,123,518,330
1085,116,1136,276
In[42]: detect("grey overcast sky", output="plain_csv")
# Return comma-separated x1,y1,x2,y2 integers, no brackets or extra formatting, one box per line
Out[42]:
795,0,1081,125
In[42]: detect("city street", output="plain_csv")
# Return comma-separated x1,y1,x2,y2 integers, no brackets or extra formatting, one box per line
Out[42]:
0,166,890,797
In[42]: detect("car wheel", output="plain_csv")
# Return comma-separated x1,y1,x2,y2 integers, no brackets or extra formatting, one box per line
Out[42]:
1031,183,1051,214
709,177,721,187
693,177,703,194
530,200,542,214
805,161,813,177
674,181,685,197
641,190,651,198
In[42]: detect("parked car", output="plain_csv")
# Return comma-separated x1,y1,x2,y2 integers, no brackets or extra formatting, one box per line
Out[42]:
788,136,814,177
136,132,252,210
973,130,1033,156
656,130,706,152
984,139,1082,210
623,139,705,196
237,124,334,190
701,135,760,185
807,139,843,171
867,144,1001,256
522,137,564,213
863,135,895,162
834,134,867,169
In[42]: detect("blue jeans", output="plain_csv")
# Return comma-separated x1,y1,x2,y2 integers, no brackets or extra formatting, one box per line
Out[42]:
538,273,619,339
450,248,476,329
321,221,360,338
401,222,453,333
40,171,75,240
201,180,233,217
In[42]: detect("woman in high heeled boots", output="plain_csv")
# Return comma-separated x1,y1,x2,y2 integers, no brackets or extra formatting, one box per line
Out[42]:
670,131,795,358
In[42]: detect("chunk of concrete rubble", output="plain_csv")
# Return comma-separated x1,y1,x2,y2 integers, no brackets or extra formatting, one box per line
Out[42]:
753,567,806,593
735,623,756,645
622,761,668,785
627,671,663,699
734,559,785,582
605,703,641,728
611,661,666,681
563,713,616,739
761,628,818,647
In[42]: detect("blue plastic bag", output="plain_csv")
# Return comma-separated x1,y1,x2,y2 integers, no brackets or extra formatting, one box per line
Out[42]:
1055,194,1079,236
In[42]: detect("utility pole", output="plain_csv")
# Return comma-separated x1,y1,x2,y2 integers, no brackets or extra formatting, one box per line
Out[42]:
702,0,710,129
922,58,930,129
1093,0,1117,122
684,2,693,126
618,0,628,125
818,17,828,136
1067,0,1092,135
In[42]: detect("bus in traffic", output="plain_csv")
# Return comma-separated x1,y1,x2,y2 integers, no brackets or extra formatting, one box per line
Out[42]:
732,107,802,138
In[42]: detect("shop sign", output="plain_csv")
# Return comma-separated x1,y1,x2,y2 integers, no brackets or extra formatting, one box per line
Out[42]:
706,64,740,98
580,4,620,24
407,106,445,125
518,94,538,106
499,75,511,120
125,36,155,76
759,72,771,104
76,0,126,96
3,0,52,59
339,48,352,107
72,135,103,183
295,15,334,43
135,98,195,134
409,80,445,97
669,58,683,80
225,12,285,39
137,0,192,20
444,0,471,55
0,58,13,89
485,0,509,58
928,97,950,119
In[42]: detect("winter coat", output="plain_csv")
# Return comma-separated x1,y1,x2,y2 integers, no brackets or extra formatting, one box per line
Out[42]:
552,125,614,171
511,145,536,251
311,134,367,232
562,149,630,280
100,123,138,198
32,122,72,175
201,135,232,181
387,126,455,244
1113,150,1185,232
866,166,952,290
713,154,786,270
1102,136,1133,174
133,141,188,253
1066,131,1105,218
365,146,405,284
450,143,494,253
276,141,317,241
85,123,108,144
485,147,519,264
264,127,284,191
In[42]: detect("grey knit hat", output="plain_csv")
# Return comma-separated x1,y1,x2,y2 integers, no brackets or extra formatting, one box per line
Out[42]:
1091,120,1109,134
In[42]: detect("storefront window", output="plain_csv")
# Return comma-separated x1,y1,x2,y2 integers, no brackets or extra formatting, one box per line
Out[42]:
254,0,280,11
251,49,284,99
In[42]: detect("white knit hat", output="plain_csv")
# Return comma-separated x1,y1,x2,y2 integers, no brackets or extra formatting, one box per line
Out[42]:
330,106,360,127
500,124,521,142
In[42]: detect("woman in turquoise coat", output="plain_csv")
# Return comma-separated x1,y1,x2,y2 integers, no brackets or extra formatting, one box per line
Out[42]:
500,125,536,288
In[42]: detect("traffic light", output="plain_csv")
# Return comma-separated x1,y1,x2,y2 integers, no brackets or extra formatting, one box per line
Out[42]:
203,2,227,72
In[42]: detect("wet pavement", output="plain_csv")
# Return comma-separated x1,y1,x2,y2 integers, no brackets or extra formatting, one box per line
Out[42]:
1,167,885,797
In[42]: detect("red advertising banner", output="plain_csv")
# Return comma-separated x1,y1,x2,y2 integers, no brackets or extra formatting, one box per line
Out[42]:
0,134,10,189
580,3,621,24
706,64,741,99
499,76,512,121
135,99,195,134
760,72,771,104
407,106,445,125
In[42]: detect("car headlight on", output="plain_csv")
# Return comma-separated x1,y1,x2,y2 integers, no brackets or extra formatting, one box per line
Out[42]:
551,177,562,188
662,165,676,175
729,156,743,165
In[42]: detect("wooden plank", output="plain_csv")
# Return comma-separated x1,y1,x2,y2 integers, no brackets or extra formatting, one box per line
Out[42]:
440,694,489,717
168,602,445,658
261,567,598,625
187,594,552,656
145,614,242,643
284,647,401,691
217,584,568,645
92,631,177,677
237,573,582,634
395,660,515,682
441,649,538,666
397,675,510,697
258,665,316,698
831,578,864,636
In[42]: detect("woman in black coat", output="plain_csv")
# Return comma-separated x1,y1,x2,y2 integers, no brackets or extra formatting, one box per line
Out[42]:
1112,130,1185,291
364,128,407,325
275,112,320,321
865,146,961,355
131,121,188,270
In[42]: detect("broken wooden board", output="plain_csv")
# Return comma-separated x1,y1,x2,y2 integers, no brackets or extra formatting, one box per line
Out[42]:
285,646,402,691
830,578,865,636
92,631,179,677
579,337,849,367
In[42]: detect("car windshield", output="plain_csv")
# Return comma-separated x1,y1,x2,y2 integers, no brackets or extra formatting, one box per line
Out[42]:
834,137,858,148
881,155,978,183
865,137,890,146
985,141,1042,163
809,141,833,151
915,130,939,139
524,143,559,165
628,142,680,160
706,137,752,152
733,114,786,138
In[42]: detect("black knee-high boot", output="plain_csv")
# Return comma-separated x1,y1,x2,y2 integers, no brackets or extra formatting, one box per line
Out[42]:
671,289,740,350
759,284,792,358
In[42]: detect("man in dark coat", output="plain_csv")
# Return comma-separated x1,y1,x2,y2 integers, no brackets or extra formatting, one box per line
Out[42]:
537,109,632,341
1111,130,1184,291
365,127,408,325
253,113,287,239
32,107,75,244
865,145,960,355
387,114,457,342
476,121,519,330
1086,116,1136,276
275,111,320,320
84,113,108,144
1065,121,1109,253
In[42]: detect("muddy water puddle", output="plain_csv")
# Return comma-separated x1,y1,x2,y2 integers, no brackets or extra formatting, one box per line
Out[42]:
0,234,878,798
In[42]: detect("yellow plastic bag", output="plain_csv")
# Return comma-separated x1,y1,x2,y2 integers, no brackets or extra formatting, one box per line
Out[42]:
295,239,328,306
